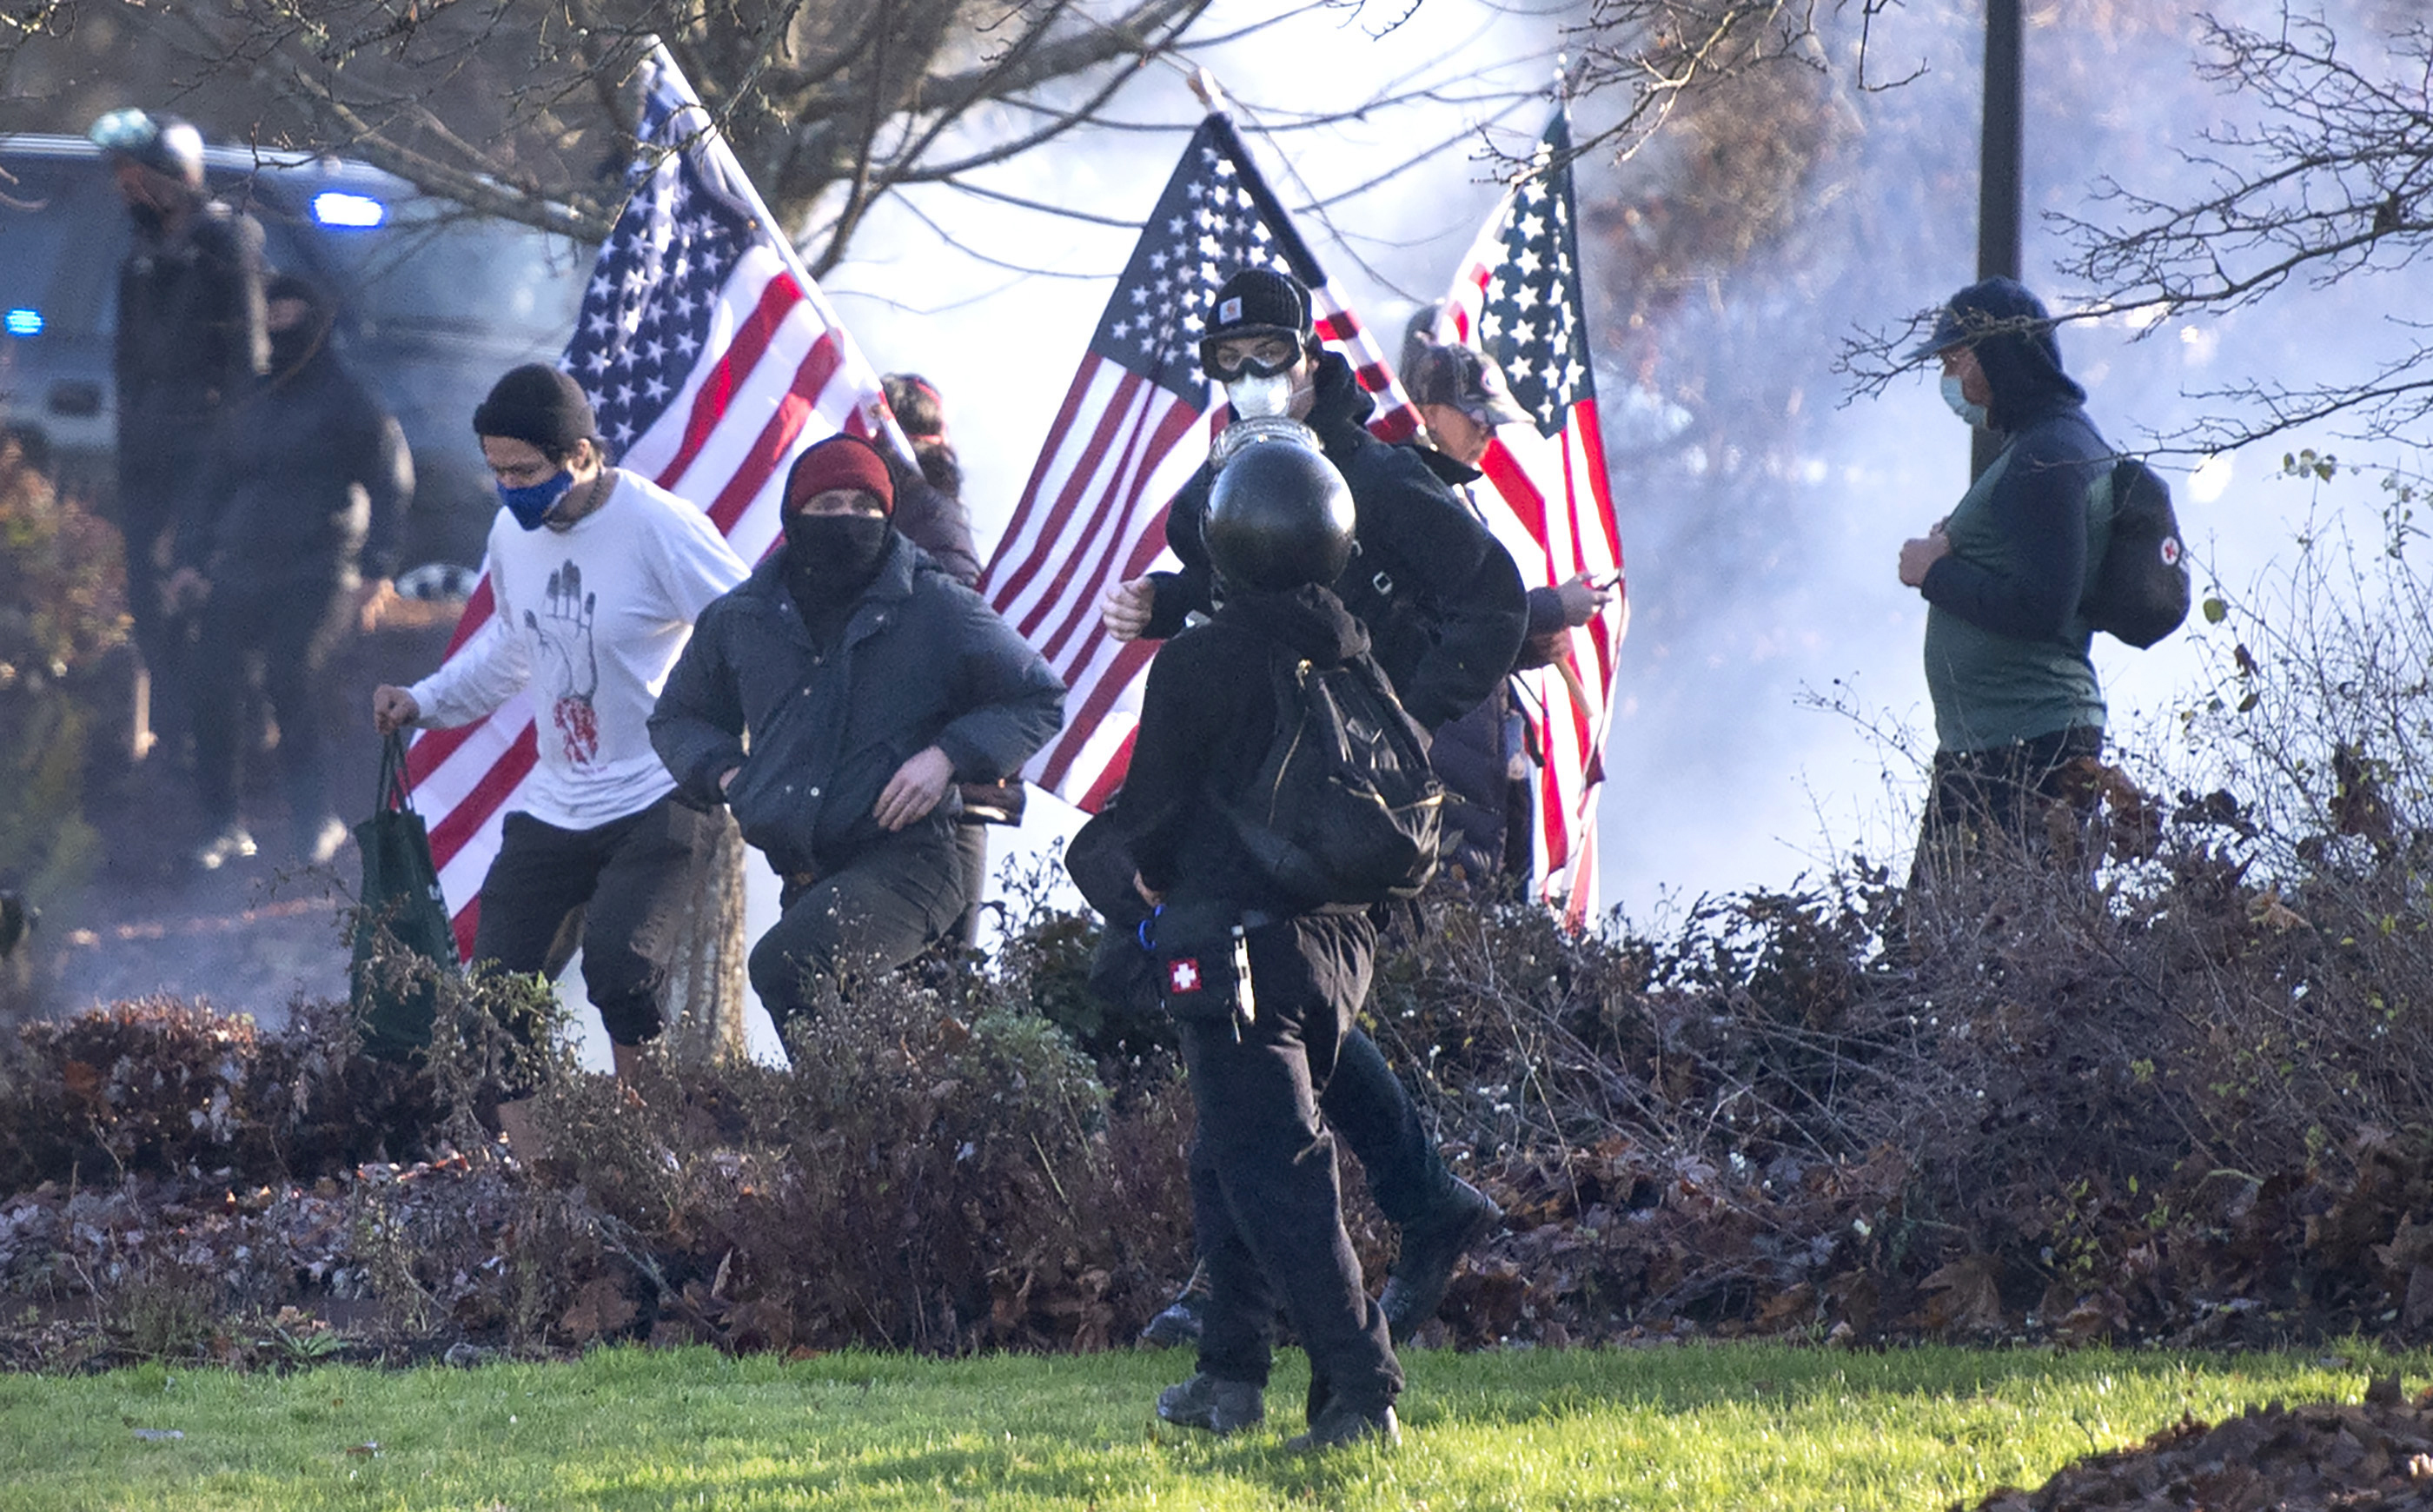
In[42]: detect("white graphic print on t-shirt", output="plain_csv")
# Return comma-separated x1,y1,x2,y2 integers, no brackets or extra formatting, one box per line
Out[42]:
527,560,600,766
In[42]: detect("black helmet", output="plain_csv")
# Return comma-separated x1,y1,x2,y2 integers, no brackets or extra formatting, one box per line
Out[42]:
1204,429,1356,593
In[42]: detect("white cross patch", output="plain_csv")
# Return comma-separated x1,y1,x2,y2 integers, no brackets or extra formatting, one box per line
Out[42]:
1168,958,1203,994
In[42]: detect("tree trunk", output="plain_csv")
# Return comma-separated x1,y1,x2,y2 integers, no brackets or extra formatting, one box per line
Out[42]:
658,810,747,1064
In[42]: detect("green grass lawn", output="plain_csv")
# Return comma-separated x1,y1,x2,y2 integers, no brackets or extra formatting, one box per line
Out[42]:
0,1341,2410,1510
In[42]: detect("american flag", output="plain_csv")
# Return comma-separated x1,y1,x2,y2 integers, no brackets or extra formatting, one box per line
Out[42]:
405,43,896,956
981,112,1418,812
1435,107,1626,927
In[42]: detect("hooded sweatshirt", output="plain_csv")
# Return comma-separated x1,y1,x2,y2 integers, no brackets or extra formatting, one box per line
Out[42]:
1119,581,1374,911
1919,280,2113,752
179,293,413,593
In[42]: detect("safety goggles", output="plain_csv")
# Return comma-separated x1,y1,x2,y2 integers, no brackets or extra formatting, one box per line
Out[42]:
1201,333,1303,382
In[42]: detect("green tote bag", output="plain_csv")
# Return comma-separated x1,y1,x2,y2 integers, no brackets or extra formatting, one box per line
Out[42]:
348,732,460,1060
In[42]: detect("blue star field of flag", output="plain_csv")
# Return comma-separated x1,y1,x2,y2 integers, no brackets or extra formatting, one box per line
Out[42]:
1092,119,1293,396
560,64,758,452
1477,114,1594,439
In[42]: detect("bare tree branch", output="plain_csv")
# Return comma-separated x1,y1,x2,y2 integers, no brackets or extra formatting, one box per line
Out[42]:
3,0,1256,268
2054,12,2433,324
1560,0,1838,169
921,0,1206,111
935,174,1145,227
889,189,1118,279
1840,6,2433,454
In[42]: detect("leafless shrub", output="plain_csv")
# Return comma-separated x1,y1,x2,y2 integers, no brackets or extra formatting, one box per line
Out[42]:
511,961,1192,1354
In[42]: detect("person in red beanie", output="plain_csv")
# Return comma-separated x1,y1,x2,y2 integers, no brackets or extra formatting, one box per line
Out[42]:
649,434,1065,1039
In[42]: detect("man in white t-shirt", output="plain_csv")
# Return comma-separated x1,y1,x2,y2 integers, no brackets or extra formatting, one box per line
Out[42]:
372,366,748,1105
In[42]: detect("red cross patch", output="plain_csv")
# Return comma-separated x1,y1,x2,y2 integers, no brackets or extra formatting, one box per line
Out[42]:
2159,536,2183,567
1168,958,1203,995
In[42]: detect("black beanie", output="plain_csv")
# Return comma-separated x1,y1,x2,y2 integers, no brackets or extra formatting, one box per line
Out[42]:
1204,268,1310,345
473,365,597,455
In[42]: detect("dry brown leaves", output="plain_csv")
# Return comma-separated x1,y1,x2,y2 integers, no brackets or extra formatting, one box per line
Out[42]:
1971,1383,2433,1512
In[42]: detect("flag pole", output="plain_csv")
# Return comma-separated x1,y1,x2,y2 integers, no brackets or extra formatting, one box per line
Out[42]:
643,38,822,315
641,36,909,452
1189,67,1231,116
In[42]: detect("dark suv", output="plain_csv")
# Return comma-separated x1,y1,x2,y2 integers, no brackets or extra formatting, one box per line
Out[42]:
0,134,587,584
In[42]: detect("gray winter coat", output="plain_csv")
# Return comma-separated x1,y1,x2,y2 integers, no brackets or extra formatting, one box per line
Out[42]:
649,533,1064,876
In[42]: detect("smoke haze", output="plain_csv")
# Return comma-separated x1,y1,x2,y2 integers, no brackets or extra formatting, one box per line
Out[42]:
36,0,2432,1059
832,0,2427,933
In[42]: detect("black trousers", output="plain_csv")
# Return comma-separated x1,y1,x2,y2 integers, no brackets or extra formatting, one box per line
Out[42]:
750,821,968,1043
472,792,724,1046
1325,1028,1456,1225
189,578,352,832
1144,987,1453,1249
1909,724,2105,892
1178,912,1401,1418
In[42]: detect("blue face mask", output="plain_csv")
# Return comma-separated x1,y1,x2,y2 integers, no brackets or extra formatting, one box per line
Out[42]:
1940,374,1990,430
497,468,576,531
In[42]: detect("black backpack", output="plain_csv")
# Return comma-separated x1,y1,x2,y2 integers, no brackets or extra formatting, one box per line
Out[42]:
1223,647,1445,907
2084,457,2191,649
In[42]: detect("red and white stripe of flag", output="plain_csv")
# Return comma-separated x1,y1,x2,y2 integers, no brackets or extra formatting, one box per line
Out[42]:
1441,265,1626,928
985,356,1205,809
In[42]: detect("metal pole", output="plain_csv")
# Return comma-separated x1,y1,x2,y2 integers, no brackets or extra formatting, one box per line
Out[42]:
1973,0,2024,477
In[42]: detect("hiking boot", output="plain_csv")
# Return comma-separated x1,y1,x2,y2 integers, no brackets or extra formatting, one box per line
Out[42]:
1379,1177,1502,1342
1137,1261,1212,1348
194,824,258,872
1155,1373,1264,1436
1287,1400,1399,1452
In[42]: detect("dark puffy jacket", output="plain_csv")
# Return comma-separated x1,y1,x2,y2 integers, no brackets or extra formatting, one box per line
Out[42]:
1407,444,1574,880
179,338,413,591
115,200,267,433
650,532,1065,877
887,456,982,587
1144,352,1528,730
884,442,1026,825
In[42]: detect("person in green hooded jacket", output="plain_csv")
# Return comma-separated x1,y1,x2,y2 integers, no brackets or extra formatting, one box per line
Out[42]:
1897,277,2114,886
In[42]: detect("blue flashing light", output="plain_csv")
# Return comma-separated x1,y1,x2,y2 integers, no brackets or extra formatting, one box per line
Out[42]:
311,191,387,229
3,308,41,337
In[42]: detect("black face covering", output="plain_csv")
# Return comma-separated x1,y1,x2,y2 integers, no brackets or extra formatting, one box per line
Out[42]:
781,513,892,612
268,325,325,378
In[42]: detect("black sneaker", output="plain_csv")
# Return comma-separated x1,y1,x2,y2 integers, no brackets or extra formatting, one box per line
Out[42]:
1155,1373,1264,1436
1287,1400,1399,1452
1379,1177,1502,1342
1137,1262,1211,1348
